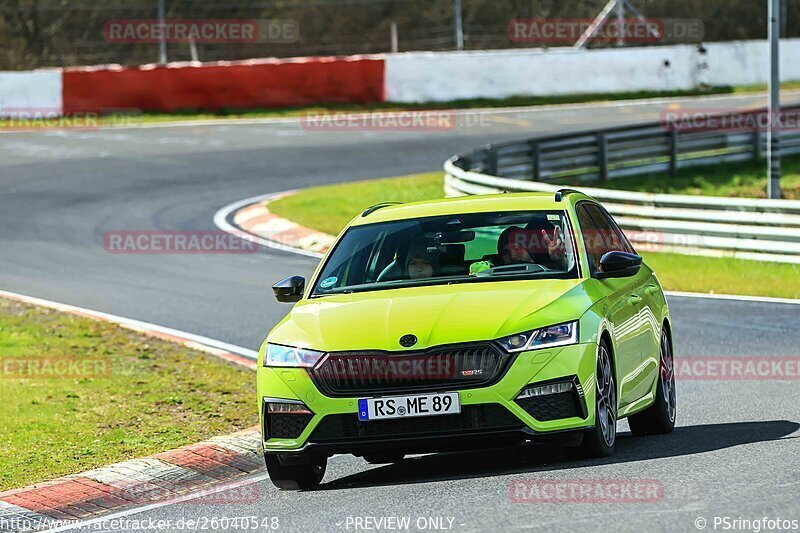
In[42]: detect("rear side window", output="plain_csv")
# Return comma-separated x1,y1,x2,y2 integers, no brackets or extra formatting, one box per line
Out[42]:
576,202,637,275
584,204,636,255
576,204,607,273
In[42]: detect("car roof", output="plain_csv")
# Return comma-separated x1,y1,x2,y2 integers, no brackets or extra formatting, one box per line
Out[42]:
349,191,593,226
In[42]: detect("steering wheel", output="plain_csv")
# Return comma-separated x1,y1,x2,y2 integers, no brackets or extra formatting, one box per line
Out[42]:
376,260,399,282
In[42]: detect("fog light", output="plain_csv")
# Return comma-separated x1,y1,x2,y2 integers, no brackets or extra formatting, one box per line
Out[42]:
266,401,312,415
263,399,314,440
516,381,574,400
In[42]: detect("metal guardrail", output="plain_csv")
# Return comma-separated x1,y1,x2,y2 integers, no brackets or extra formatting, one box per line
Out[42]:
444,106,800,264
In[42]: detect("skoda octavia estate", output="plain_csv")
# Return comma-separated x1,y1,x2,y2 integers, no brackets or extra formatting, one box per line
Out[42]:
258,190,676,489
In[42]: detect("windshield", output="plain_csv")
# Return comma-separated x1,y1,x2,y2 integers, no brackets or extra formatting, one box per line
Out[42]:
312,210,578,295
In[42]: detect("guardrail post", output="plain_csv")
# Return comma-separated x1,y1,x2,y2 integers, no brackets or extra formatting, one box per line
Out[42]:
753,130,763,161
529,141,541,181
669,129,679,176
486,148,498,176
597,134,608,183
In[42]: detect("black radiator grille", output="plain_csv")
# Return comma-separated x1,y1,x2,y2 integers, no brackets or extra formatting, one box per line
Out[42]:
309,344,512,396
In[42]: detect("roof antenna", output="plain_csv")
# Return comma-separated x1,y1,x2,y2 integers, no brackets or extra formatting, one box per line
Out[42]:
361,202,401,217
555,189,581,202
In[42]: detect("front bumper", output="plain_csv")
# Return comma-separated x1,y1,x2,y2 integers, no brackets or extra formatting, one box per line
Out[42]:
257,342,598,456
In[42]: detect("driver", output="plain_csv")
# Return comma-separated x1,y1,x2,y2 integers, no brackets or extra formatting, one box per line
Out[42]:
497,222,566,269
525,217,567,270
498,226,533,265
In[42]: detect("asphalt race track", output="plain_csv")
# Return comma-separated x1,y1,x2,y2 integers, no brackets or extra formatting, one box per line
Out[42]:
1,93,799,532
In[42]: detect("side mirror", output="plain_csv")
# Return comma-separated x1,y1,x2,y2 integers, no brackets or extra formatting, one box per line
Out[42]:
596,251,642,279
273,276,305,303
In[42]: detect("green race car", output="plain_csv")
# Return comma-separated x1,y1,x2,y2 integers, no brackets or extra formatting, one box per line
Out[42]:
258,189,676,489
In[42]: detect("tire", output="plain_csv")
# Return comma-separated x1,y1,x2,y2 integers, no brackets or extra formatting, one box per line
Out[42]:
628,328,676,436
567,339,617,459
264,453,326,490
362,452,405,464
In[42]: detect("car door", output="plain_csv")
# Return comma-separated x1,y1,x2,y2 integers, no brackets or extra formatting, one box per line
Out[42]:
576,202,643,409
586,203,661,402
593,204,663,393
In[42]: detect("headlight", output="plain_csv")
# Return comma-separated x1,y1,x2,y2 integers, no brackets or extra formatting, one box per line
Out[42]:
264,343,325,368
497,321,578,353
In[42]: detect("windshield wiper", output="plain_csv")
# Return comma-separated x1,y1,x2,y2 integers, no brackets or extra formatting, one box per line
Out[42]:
476,263,550,277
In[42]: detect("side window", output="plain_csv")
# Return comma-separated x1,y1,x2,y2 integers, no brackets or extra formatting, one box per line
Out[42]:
576,204,609,273
604,207,637,254
585,204,636,254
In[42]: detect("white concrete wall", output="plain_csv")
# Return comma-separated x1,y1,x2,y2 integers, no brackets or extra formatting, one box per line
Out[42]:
4,40,799,113
385,39,800,103
0,70,62,115
703,40,800,86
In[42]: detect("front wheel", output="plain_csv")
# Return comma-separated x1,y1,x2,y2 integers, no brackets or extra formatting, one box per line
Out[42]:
566,340,617,459
628,328,676,436
264,453,326,490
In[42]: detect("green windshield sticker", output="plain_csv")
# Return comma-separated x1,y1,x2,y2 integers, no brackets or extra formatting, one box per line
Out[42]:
320,276,338,289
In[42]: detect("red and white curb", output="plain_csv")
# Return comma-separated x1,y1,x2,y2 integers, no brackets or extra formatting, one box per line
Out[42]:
0,290,264,531
0,428,262,531
213,191,332,259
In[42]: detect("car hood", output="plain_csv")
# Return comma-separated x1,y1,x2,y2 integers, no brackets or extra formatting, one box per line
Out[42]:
268,279,591,352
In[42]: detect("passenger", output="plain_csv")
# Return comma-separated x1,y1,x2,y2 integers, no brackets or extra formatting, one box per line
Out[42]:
406,243,439,279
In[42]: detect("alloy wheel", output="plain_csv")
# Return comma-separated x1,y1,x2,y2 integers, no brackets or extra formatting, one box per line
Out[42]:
596,344,617,448
660,332,677,424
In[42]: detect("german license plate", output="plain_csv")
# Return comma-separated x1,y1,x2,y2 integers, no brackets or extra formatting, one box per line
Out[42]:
358,392,460,421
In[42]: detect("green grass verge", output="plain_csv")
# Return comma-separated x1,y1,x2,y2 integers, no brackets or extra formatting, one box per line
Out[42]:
269,172,446,236
558,154,800,200
268,172,800,299
638,252,799,299
0,298,256,491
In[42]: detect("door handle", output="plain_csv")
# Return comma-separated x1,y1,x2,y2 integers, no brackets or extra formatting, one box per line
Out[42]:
644,285,659,296
628,294,642,305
